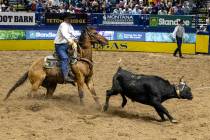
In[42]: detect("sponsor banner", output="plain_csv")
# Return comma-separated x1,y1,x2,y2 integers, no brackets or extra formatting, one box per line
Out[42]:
23,29,195,44
45,13,88,25
93,41,195,54
26,30,81,40
25,30,143,41
26,30,57,40
0,30,25,40
102,14,134,25
149,15,193,27
145,32,196,43
26,30,114,40
115,32,145,41
98,31,115,40
0,12,35,25
0,40,195,54
91,14,141,26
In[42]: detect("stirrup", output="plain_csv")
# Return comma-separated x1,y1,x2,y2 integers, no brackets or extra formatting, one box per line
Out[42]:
64,76,75,86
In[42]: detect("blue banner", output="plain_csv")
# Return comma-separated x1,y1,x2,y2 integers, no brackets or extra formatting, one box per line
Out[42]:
26,30,81,40
25,29,195,43
98,31,115,40
145,32,196,43
115,32,145,41
25,30,114,40
26,30,57,40
91,14,144,26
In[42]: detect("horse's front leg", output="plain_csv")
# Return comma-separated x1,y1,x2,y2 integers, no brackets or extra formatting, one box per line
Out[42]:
77,81,85,105
86,78,101,109
72,64,85,105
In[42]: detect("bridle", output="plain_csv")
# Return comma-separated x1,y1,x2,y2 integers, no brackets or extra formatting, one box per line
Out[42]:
85,28,103,44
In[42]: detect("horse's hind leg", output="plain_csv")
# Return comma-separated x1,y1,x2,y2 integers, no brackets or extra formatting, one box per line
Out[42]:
86,79,101,108
28,80,43,98
46,83,57,98
42,80,57,98
28,72,46,98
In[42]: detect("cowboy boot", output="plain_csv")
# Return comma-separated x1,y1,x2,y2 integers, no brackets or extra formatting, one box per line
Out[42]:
64,75,75,86
68,68,75,80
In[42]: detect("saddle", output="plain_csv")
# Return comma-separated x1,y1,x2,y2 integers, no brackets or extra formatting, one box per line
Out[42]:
44,45,92,69
44,54,59,69
44,44,82,69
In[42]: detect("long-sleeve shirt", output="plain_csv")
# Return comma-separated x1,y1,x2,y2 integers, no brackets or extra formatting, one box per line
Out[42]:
172,25,185,38
54,22,76,44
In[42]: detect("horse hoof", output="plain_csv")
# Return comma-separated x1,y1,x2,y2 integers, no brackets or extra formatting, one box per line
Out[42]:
80,101,84,106
171,119,178,123
45,96,52,99
160,119,166,122
27,94,33,98
103,105,108,112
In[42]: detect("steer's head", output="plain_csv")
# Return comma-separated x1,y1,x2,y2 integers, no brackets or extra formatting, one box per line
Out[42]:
176,77,193,100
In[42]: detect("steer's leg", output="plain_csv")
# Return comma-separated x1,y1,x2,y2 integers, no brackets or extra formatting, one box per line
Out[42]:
103,89,119,112
120,93,127,108
151,96,177,123
154,107,166,121
154,103,177,123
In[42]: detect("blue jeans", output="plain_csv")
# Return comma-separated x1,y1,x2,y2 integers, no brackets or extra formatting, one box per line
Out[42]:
55,44,69,78
176,36,182,46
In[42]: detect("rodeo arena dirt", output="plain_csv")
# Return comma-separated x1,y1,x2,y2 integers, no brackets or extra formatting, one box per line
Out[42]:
1,50,210,140
1,1,210,138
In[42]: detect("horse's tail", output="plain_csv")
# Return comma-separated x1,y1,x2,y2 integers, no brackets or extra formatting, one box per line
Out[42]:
4,71,28,101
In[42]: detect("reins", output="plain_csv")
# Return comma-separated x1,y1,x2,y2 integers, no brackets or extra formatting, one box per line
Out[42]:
86,29,102,44
77,57,93,70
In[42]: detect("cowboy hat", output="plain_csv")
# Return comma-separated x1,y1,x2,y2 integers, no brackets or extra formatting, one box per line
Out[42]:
178,19,184,24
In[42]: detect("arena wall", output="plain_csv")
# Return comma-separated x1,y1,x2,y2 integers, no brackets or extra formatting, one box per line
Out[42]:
94,41,196,54
0,40,196,54
0,13,209,54
196,34,209,54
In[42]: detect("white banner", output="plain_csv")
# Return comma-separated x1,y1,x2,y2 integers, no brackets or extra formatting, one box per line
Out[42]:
0,12,35,26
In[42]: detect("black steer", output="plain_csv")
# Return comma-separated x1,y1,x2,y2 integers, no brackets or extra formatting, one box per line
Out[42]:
103,67,193,123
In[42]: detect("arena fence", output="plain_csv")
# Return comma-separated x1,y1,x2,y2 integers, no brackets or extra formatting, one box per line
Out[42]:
0,12,209,54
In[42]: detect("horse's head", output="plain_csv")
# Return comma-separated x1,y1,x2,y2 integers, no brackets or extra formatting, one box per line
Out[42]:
80,27,108,46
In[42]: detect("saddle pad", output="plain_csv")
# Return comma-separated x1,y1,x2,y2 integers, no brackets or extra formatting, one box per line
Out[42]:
44,55,59,69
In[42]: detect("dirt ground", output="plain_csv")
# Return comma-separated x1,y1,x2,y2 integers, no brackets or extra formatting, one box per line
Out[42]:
1,51,210,140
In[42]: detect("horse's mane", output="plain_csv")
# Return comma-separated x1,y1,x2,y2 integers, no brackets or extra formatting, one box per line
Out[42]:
78,28,87,46
78,27,96,47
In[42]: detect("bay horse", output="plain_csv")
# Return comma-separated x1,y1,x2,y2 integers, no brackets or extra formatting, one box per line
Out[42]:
4,27,108,107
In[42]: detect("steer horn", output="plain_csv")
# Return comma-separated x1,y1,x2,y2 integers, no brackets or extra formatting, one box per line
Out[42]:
179,76,185,83
117,58,122,67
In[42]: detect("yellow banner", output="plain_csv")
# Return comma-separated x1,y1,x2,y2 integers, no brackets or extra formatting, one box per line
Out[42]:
0,40,196,54
93,41,196,54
